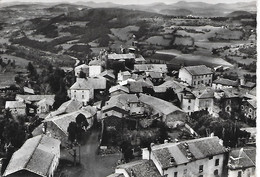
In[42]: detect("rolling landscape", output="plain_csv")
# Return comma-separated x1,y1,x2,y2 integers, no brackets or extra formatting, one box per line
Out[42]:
0,0,257,177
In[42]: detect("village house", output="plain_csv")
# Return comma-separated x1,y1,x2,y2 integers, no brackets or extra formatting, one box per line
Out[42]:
192,88,215,114
5,101,26,116
67,78,94,106
74,63,89,78
45,99,83,119
212,78,239,90
134,64,168,74
241,99,256,123
88,59,104,77
88,76,107,91
142,136,228,177
100,70,116,82
107,53,136,69
177,89,196,115
117,71,131,82
214,89,241,117
36,97,55,114
109,85,130,96
109,160,161,177
227,147,256,177
3,135,60,177
178,65,213,88
44,109,95,146
139,93,187,128
134,55,146,64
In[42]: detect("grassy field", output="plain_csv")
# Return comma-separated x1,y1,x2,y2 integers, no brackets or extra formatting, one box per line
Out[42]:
111,25,139,41
146,36,171,46
1,54,30,68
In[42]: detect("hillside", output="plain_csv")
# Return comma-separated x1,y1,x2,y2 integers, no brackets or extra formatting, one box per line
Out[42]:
227,10,252,18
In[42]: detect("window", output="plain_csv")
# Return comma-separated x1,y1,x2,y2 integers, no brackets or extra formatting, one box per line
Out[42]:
209,79,211,83
214,170,218,176
198,81,200,84
194,81,196,85
209,156,213,160
201,80,204,84
226,106,230,112
238,171,242,177
174,172,178,177
249,108,252,113
82,95,84,99
199,165,203,173
184,169,187,175
198,175,203,177
215,159,219,166
188,99,191,103
188,106,191,110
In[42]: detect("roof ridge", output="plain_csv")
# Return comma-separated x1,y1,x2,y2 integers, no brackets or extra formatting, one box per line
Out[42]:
23,135,43,170
243,150,255,166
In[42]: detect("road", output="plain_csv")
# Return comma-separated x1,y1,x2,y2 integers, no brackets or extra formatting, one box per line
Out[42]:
59,129,121,177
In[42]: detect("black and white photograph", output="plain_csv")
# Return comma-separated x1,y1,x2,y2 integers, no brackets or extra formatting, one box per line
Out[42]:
0,0,257,176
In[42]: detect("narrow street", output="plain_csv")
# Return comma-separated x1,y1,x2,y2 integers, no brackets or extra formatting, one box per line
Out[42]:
59,129,121,177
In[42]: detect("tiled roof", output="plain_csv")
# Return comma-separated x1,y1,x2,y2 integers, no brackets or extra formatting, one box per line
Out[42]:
159,80,188,92
46,100,82,119
149,72,162,79
109,85,129,94
108,53,135,60
88,76,106,90
89,59,105,66
213,78,239,87
247,99,256,109
117,160,161,177
23,87,35,94
134,64,167,73
154,86,167,93
3,135,60,177
120,71,131,76
5,101,26,109
16,95,55,102
151,136,227,169
45,110,93,135
100,70,115,80
192,88,214,99
139,93,183,115
108,94,139,107
36,97,55,107
70,78,93,90
129,81,143,93
229,147,256,170
242,82,256,88
182,65,213,76
75,64,89,70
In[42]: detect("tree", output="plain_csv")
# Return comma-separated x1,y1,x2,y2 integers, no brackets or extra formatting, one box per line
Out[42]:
79,71,86,78
76,114,89,130
67,122,78,144
53,79,69,109
27,62,36,75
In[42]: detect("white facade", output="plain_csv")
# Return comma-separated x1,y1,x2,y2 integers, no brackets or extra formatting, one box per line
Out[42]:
194,98,214,114
228,168,256,177
179,68,213,88
75,64,89,77
68,89,94,106
180,96,196,114
89,65,102,77
143,146,225,177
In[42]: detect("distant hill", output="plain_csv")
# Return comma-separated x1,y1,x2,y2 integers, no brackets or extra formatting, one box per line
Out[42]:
227,10,252,17
73,0,256,17
160,9,193,16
